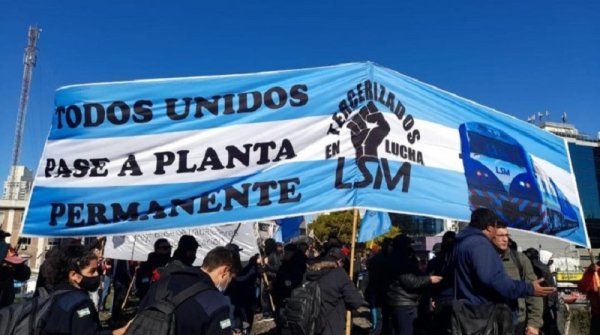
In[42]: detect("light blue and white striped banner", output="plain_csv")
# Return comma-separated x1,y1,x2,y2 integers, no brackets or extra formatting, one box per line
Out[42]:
23,62,589,247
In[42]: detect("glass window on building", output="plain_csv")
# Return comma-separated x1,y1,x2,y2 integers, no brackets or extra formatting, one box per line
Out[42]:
569,143,600,220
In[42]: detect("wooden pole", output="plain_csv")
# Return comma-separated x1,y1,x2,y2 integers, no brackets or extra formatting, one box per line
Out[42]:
345,209,359,335
121,269,137,310
229,223,242,245
256,239,277,312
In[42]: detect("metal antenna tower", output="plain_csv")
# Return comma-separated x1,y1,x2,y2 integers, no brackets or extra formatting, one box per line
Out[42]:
7,26,41,200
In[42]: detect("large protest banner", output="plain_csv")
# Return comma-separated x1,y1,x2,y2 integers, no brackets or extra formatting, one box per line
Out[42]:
23,62,589,247
103,222,259,263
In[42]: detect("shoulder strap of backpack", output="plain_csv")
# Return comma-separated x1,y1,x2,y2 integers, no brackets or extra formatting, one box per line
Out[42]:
169,280,213,307
509,249,524,280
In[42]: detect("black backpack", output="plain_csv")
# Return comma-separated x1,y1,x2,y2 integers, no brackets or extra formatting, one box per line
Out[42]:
125,272,212,335
0,290,87,335
277,280,321,335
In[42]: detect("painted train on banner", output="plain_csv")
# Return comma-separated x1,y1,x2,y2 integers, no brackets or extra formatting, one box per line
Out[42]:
459,122,579,234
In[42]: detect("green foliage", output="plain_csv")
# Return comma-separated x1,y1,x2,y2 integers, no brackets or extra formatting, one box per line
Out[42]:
309,210,355,243
309,210,400,244
371,225,400,244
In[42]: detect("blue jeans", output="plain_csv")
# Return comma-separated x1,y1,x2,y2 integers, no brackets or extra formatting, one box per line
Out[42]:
98,275,112,312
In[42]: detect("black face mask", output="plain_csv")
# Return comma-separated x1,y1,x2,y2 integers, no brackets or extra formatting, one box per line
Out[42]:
79,275,101,292
155,253,171,265
182,255,196,267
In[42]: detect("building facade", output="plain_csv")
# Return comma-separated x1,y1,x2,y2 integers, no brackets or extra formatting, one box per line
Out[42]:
0,165,51,270
540,122,600,247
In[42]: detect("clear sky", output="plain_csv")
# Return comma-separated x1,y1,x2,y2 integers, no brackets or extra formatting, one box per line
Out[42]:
1,0,599,181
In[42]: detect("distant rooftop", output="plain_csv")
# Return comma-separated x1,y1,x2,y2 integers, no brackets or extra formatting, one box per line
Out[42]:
540,122,600,145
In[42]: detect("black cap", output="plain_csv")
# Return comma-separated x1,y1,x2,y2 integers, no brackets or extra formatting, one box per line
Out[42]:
325,247,346,262
176,235,199,251
225,243,243,253
0,230,11,239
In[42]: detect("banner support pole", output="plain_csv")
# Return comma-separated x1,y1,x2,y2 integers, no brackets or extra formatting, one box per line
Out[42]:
229,222,242,245
345,208,359,335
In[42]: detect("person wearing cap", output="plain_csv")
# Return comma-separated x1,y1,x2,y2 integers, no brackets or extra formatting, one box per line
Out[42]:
154,235,200,281
0,231,31,308
382,234,442,335
135,238,172,301
304,247,365,335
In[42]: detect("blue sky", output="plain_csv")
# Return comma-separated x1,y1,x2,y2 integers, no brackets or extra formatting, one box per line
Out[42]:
1,0,599,181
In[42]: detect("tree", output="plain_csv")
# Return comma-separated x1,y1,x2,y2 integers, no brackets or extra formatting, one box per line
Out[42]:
309,210,400,244
309,210,355,243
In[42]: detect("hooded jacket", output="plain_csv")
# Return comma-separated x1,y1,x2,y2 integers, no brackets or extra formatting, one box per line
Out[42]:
385,251,432,307
305,259,364,335
454,226,533,304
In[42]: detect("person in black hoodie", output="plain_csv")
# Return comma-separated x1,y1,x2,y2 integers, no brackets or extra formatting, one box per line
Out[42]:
135,238,171,300
307,247,365,335
40,244,129,335
383,234,443,335
273,243,307,310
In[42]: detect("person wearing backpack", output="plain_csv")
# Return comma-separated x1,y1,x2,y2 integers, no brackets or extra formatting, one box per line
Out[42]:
307,247,365,335
492,224,543,335
39,243,130,335
132,246,241,335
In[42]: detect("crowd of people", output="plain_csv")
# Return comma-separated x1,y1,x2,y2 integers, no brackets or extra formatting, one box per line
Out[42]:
0,207,594,334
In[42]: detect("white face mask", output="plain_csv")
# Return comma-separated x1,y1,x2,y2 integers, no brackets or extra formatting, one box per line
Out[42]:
217,275,230,292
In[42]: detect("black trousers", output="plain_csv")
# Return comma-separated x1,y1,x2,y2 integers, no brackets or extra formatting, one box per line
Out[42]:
383,305,417,335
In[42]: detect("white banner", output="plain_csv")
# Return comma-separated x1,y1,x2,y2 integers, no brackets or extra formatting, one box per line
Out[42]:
103,222,259,264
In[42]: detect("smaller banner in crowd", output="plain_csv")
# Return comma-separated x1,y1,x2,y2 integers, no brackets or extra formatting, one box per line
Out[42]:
358,210,392,242
274,216,304,243
103,222,259,264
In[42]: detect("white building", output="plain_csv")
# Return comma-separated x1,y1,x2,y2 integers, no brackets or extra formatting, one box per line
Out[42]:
0,165,53,271
2,166,33,201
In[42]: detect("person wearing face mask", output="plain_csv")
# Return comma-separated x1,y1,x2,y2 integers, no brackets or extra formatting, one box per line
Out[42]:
135,238,172,300
152,235,199,282
137,246,241,335
40,244,129,335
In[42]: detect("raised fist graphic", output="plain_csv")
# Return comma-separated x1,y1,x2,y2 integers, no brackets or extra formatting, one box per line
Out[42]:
346,101,390,159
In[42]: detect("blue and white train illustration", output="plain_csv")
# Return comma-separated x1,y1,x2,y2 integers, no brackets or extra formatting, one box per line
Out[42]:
459,122,579,234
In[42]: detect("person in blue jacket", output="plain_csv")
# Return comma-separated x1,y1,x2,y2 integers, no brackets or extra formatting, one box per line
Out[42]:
454,208,555,304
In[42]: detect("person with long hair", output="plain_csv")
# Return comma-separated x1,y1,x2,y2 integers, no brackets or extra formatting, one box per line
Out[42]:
40,244,129,335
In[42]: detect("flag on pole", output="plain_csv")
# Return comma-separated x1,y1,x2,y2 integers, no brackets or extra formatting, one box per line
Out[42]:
275,216,304,243
358,210,391,242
